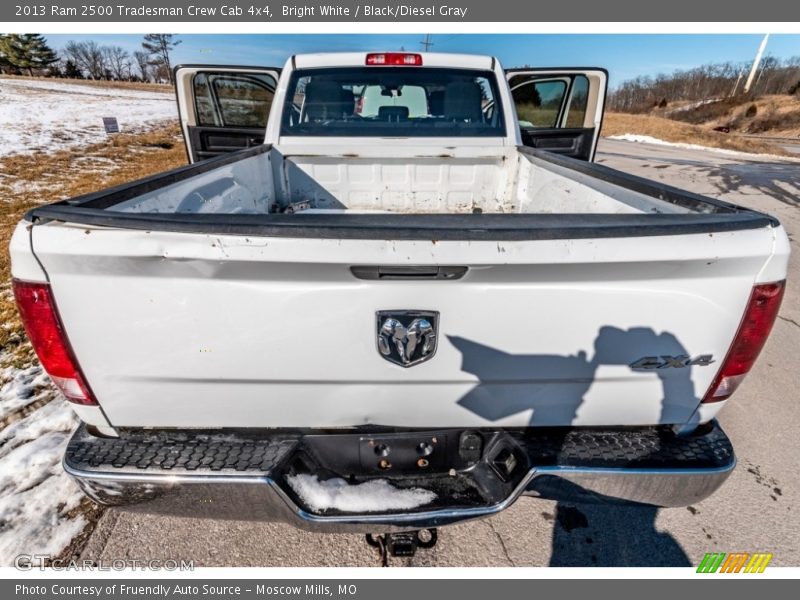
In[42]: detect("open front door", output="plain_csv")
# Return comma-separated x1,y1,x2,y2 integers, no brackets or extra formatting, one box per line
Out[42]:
174,65,281,163
505,68,607,161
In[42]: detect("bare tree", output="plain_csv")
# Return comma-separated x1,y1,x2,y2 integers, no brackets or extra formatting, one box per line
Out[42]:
103,45,131,80
133,50,150,82
142,34,180,83
149,59,170,84
608,57,800,113
63,40,105,79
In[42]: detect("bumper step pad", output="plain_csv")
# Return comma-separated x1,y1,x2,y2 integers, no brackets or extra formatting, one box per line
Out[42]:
66,427,297,475
517,425,733,470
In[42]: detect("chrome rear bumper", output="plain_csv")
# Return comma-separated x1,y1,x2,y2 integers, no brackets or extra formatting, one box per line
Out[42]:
64,423,735,534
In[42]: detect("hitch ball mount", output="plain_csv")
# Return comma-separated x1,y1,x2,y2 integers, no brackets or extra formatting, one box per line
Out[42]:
366,528,438,562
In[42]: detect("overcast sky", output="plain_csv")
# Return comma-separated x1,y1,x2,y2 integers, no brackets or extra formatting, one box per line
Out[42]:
45,34,800,88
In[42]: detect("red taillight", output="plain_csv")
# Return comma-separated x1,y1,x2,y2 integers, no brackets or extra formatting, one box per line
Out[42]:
703,281,785,403
366,53,423,66
12,280,97,405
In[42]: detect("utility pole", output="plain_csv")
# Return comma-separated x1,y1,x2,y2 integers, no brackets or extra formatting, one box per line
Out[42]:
420,34,434,52
743,34,769,94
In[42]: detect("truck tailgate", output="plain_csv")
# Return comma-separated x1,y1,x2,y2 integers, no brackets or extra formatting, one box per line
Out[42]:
29,222,777,428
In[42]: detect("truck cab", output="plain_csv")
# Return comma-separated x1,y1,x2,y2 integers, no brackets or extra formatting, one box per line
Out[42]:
173,53,607,162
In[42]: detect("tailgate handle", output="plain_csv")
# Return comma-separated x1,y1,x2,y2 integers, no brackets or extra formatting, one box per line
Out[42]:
350,266,468,281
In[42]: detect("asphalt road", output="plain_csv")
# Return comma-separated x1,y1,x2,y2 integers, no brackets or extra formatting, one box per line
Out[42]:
80,139,800,567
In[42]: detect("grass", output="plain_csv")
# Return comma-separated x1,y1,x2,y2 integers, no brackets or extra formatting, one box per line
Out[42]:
736,96,800,136
0,125,187,368
610,94,800,153
517,105,587,129
663,98,744,125
602,112,791,156
0,74,173,93
664,95,800,137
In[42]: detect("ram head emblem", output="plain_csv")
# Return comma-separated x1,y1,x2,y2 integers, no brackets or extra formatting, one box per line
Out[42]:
376,311,439,367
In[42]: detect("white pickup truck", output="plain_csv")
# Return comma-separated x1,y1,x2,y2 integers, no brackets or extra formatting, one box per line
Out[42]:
10,52,789,543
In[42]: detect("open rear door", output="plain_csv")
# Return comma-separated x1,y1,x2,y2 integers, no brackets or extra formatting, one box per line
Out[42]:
174,65,281,163
505,68,607,161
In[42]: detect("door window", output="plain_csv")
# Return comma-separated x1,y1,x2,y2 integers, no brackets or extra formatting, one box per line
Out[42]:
564,75,590,128
511,79,567,128
508,74,591,129
193,72,277,128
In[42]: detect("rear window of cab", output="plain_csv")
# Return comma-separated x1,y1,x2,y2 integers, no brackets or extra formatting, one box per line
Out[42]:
281,67,505,137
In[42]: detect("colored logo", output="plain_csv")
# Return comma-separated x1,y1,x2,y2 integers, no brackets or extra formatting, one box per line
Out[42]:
697,552,773,573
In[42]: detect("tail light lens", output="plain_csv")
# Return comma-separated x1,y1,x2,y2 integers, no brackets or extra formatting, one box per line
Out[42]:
12,279,97,405
366,53,423,66
703,281,785,403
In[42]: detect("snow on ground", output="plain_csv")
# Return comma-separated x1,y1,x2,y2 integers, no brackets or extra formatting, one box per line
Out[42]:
0,356,85,566
607,133,800,162
0,364,53,421
664,98,722,115
287,474,436,513
0,77,177,157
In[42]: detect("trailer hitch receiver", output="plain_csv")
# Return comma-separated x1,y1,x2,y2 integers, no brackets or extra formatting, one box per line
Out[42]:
366,528,438,564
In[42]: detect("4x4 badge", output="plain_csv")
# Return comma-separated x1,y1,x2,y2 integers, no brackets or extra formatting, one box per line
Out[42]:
630,355,715,370
376,311,439,367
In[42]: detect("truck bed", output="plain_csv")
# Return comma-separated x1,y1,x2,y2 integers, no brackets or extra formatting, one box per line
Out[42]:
100,144,696,216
